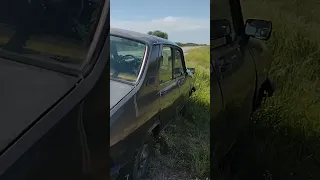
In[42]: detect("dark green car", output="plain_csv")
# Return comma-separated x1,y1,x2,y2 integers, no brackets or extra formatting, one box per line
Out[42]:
211,0,275,178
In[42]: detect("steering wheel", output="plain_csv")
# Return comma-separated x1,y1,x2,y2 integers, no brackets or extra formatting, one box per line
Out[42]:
122,54,140,71
121,55,136,62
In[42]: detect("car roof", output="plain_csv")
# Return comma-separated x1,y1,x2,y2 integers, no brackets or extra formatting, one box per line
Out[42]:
110,28,178,47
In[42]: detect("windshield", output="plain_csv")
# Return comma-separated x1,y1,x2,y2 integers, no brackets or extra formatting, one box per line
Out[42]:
110,35,147,83
0,0,103,72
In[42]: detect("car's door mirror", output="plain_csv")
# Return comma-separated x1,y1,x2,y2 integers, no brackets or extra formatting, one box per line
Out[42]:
211,19,231,40
245,19,272,40
187,68,195,74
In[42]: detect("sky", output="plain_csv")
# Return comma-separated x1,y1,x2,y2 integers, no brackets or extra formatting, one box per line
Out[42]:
110,0,210,44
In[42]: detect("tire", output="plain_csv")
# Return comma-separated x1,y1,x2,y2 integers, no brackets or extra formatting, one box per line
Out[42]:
132,134,154,180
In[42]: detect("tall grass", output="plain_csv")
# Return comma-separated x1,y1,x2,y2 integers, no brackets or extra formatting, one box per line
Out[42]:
237,0,320,178
243,0,320,141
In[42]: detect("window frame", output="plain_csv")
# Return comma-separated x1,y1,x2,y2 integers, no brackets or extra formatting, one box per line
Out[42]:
81,0,110,76
172,47,187,79
211,0,245,49
158,44,174,84
109,34,149,85
158,44,187,85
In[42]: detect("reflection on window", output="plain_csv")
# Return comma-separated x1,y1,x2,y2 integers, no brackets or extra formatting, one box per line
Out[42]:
110,35,146,83
0,0,103,69
159,46,173,83
173,49,183,78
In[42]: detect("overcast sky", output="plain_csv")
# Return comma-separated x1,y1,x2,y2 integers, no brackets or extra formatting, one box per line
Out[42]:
110,0,210,44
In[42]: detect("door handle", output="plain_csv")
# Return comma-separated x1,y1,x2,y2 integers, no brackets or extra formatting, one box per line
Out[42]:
218,56,231,73
177,78,184,86
159,90,167,96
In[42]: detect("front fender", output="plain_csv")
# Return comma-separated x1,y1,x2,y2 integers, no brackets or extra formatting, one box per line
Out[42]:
249,39,272,84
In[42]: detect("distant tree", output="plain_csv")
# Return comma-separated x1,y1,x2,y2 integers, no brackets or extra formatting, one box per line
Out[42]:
175,42,183,46
147,30,168,39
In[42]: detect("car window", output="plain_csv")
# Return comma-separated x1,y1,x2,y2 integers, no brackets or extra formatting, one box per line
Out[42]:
211,0,237,42
110,35,146,83
173,48,185,78
159,46,173,83
0,0,104,71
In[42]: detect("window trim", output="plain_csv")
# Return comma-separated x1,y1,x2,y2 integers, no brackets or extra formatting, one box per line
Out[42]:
230,0,245,36
172,47,187,79
109,34,149,85
82,0,109,76
211,0,245,49
158,44,187,85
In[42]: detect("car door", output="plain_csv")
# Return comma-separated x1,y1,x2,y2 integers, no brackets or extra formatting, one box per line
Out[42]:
158,45,181,128
172,47,189,110
211,0,256,149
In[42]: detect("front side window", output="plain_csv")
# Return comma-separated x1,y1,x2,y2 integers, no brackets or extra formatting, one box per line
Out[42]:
110,35,146,83
159,46,173,83
0,0,103,71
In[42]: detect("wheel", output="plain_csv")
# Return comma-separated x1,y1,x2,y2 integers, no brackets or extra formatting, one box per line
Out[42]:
132,134,154,180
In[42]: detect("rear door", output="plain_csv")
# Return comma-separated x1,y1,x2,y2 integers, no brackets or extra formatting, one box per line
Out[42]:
158,45,181,127
172,47,190,110
211,0,256,153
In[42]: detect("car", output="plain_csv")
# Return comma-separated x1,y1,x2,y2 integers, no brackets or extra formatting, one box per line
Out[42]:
110,28,196,180
210,0,275,177
0,1,109,180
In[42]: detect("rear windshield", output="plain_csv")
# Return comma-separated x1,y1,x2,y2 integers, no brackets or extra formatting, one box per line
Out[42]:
0,0,104,71
110,35,147,83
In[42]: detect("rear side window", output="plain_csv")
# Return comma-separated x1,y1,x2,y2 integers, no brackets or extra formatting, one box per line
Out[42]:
159,46,173,83
173,49,184,78
0,0,104,70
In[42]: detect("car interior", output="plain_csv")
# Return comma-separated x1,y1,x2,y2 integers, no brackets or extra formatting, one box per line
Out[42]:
110,36,145,82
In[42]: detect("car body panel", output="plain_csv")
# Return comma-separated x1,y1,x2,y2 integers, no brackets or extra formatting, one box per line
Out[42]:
248,38,272,97
109,28,195,179
0,58,78,154
110,80,134,109
211,0,273,168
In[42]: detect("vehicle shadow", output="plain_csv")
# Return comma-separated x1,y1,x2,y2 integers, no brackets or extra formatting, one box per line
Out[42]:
226,107,320,180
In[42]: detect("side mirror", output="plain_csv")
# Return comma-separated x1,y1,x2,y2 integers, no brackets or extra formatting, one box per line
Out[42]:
211,19,231,40
245,19,272,40
187,68,195,74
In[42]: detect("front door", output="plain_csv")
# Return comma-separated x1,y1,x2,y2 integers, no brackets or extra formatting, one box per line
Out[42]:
211,0,256,156
158,45,181,128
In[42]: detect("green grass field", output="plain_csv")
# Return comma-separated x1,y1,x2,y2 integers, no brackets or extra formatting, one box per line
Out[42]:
230,0,320,179
148,47,210,179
